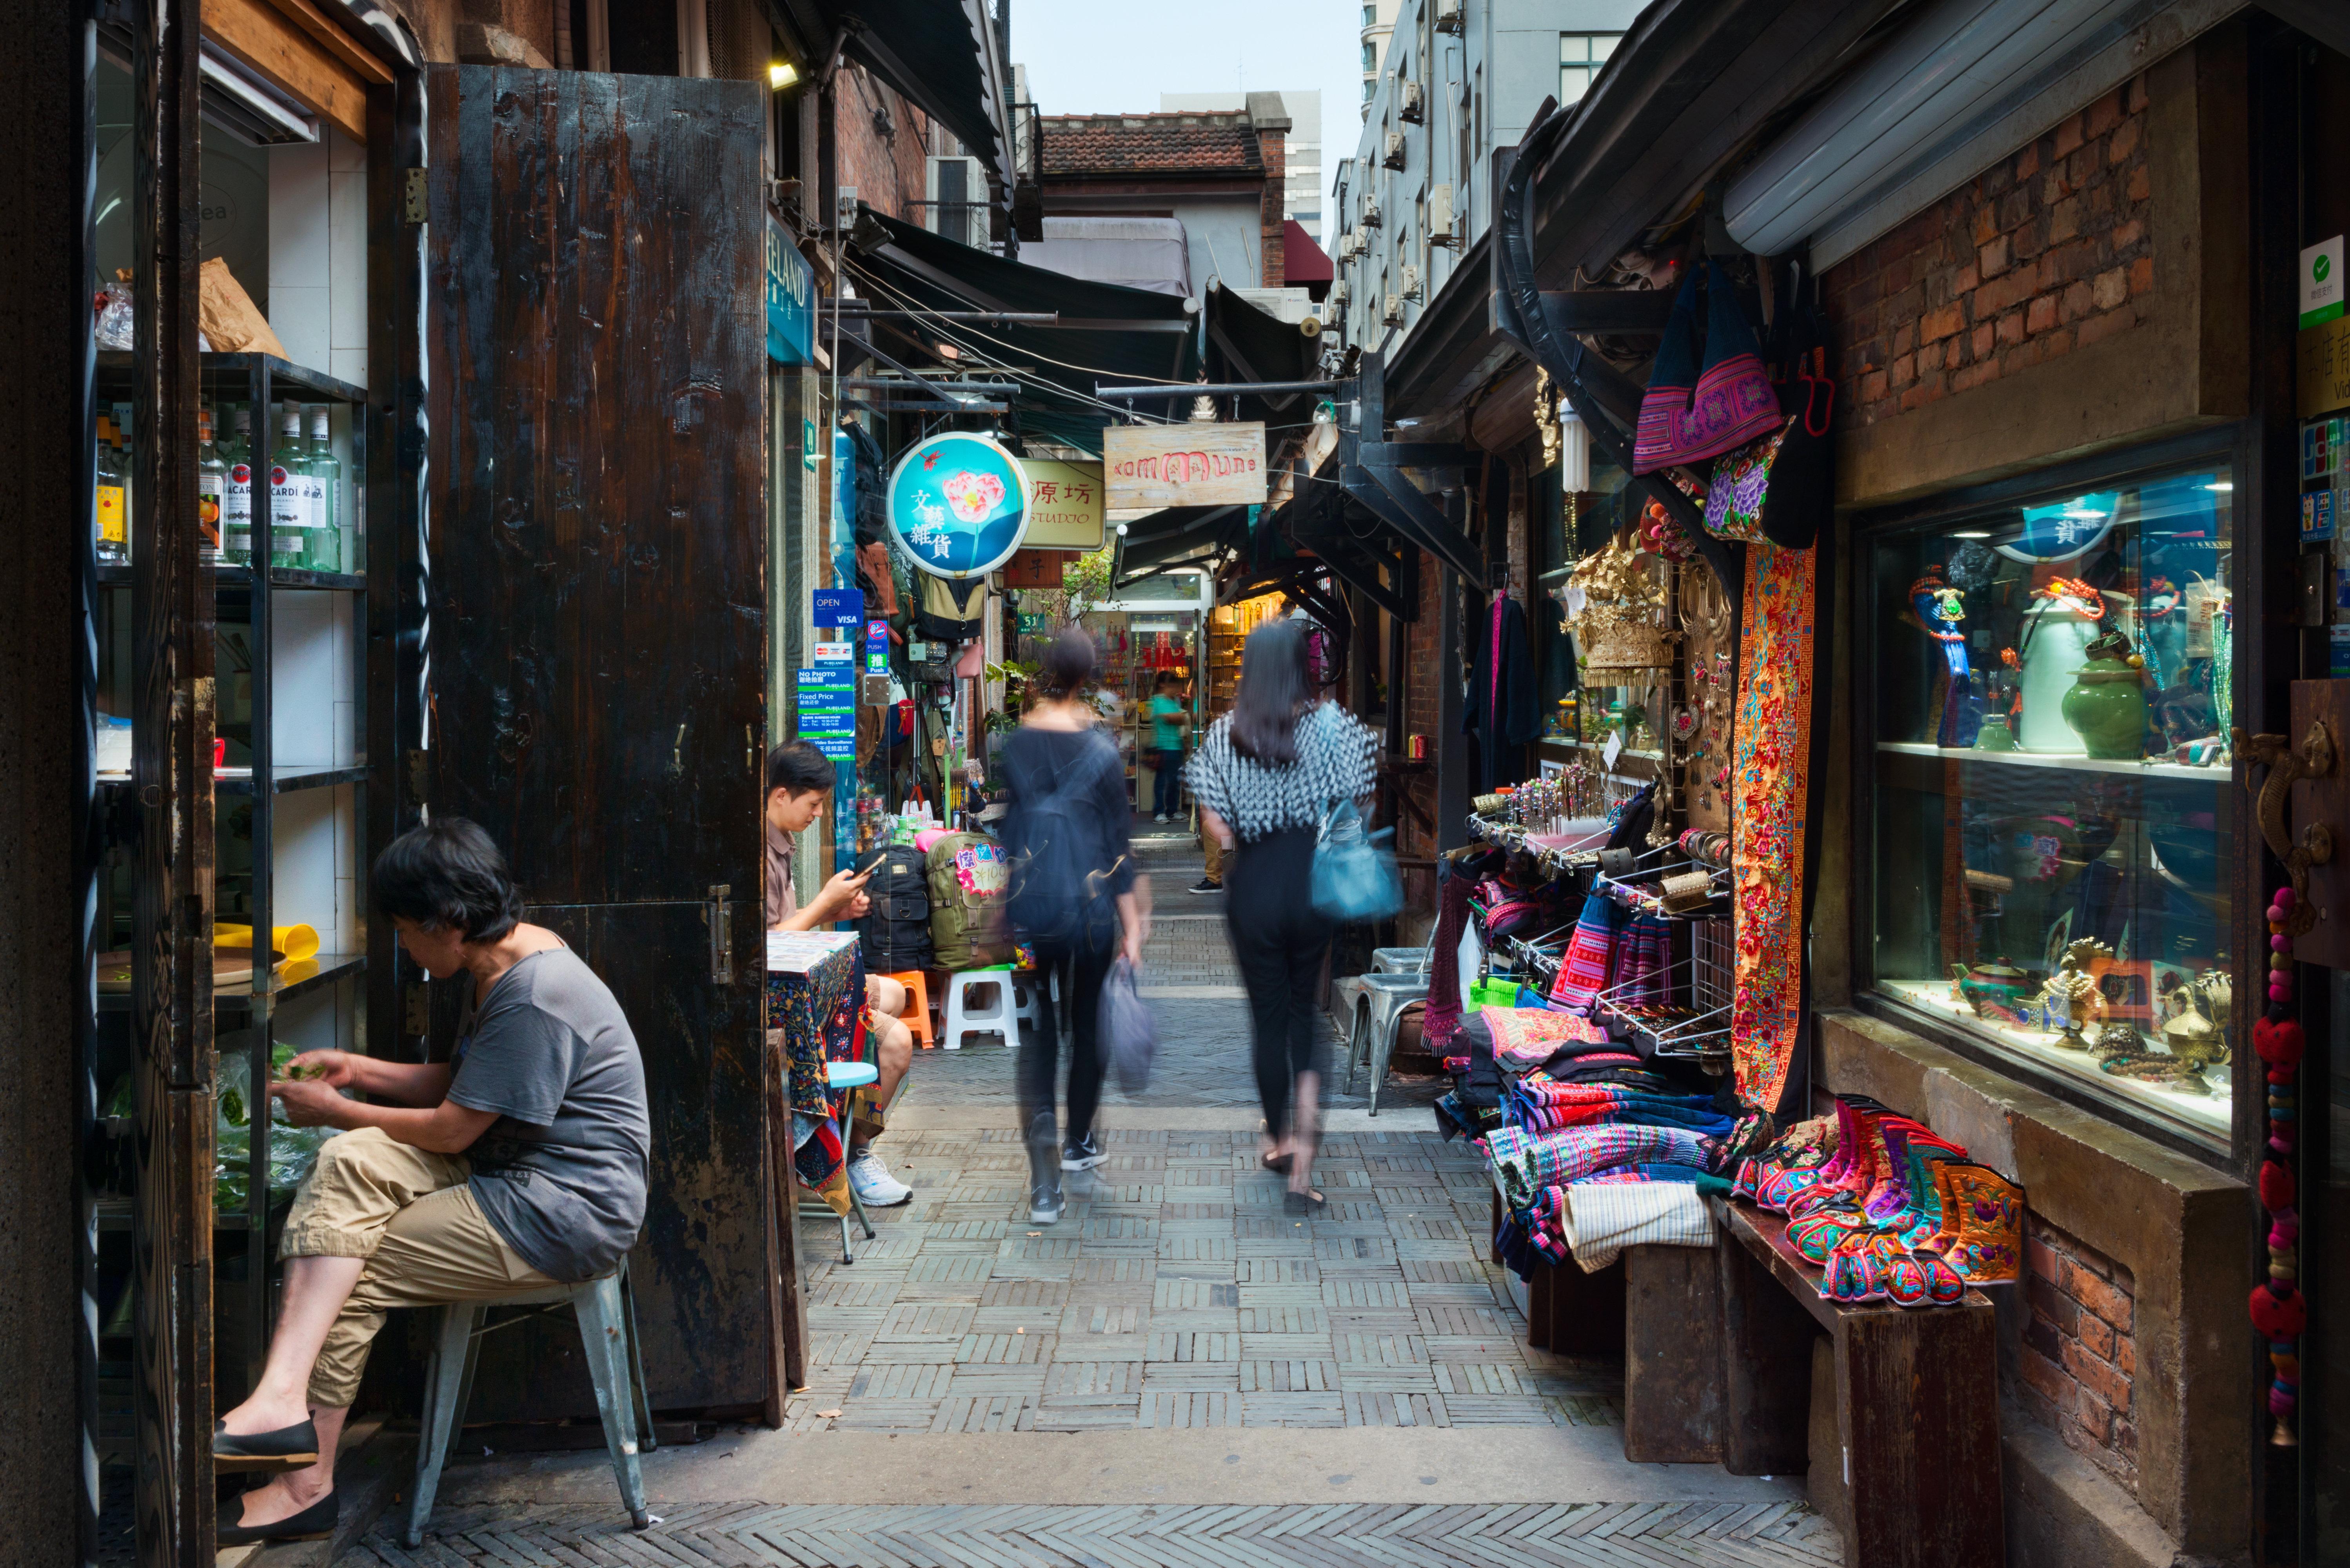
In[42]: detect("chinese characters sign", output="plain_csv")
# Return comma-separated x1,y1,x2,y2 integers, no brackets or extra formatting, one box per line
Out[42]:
1102,422,1266,509
1019,458,1105,550
885,432,1031,579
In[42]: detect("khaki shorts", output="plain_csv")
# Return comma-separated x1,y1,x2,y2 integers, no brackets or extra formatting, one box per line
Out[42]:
280,1127,558,1408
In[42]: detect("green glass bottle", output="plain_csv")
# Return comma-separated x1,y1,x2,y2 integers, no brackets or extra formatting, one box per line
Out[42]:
268,409,309,569
222,406,255,566
304,406,341,574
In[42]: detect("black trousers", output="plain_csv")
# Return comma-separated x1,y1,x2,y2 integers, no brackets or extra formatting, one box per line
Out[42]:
1017,940,1112,1144
1224,826,1333,1143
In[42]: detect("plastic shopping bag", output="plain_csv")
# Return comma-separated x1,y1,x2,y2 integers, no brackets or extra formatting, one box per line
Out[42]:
1099,956,1157,1095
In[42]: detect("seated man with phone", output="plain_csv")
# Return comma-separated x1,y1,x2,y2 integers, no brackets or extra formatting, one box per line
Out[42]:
764,740,915,1207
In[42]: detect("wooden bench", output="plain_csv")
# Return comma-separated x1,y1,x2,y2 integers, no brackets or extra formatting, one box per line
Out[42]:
1719,1202,2003,1568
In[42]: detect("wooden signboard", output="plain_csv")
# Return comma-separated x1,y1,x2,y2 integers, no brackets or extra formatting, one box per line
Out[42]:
1021,457,1105,549
1104,421,1268,509
1001,549,1066,589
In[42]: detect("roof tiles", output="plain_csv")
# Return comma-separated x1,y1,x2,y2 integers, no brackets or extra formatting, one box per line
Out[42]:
1041,113,1264,176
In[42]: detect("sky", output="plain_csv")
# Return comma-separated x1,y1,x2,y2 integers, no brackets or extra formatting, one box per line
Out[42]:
1007,0,1369,197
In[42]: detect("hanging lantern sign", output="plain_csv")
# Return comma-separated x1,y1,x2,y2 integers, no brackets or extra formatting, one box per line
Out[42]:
886,432,1031,579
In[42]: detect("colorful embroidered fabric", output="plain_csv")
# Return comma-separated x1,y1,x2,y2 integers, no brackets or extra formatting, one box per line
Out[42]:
1604,914,1673,1008
1727,537,1818,1111
1547,893,1623,1011
1421,867,1478,1053
1702,418,1790,539
1482,1006,1609,1066
766,931,868,1216
1486,1122,1720,1207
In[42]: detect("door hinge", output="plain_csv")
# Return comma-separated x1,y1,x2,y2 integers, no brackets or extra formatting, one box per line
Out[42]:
706,884,734,985
403,167,428,225
404,981,430,1038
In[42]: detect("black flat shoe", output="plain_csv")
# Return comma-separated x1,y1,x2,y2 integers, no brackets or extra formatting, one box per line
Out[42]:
219,1489,337,1545
1261,1151,1293,1173
1284,1187,1326,1216
213,1417,320,1471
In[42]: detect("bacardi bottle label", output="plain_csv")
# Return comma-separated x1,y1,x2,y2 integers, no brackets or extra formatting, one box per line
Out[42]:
225,462,253,558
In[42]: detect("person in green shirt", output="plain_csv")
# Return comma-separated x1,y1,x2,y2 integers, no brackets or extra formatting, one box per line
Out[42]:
1146,671,1190,822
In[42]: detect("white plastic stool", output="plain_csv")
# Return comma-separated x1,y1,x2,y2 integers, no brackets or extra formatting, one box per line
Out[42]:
943,970,1041,1049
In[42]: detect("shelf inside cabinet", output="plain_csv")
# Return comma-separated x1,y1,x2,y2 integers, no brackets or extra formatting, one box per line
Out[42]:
93,349,369,405
95,563,367,591
1873,740,2225,784
215,764,372,795
94,951,365,1014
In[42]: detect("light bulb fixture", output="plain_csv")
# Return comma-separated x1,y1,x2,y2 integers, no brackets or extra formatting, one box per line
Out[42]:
768,60,800,91
1558,408,1591,493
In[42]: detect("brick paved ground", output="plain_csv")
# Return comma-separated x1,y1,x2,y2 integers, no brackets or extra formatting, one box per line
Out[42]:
336,840,1837,1568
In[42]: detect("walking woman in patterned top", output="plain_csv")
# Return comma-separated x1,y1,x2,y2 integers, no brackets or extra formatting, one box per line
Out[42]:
1184,618,1379,1211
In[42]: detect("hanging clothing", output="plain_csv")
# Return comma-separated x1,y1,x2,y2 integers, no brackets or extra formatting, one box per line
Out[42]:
1464,594,1539,791
1420,860,1479,1054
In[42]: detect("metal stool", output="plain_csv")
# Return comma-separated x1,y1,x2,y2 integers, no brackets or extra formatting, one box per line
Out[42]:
799,1059,880,1262
405,1259,654,1547
1334,973,1431,1115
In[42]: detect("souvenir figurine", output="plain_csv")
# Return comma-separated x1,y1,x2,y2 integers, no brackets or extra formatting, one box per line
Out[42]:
2038,938,2113,1049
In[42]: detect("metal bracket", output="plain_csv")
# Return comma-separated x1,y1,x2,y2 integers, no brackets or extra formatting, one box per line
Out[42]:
706,884,735,985
2234,720,2337,936
403,167,427,226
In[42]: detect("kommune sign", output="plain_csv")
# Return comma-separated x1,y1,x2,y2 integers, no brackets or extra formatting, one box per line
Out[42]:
1103,422,1267,508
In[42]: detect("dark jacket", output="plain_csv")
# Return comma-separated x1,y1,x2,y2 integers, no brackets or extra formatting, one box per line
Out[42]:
1464,594,1539,790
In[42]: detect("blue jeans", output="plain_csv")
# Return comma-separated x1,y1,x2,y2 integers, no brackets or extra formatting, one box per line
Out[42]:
1151,748,1183,817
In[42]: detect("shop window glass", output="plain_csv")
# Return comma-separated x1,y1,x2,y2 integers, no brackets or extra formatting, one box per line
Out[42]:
1866,465,2235,1144
1535,454,1634,742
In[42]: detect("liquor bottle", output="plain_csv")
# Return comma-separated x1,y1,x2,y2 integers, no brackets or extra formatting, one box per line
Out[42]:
94,416,128,564
268,409,309,569
196,406,227,563
304,406,340,574
222,406,254,565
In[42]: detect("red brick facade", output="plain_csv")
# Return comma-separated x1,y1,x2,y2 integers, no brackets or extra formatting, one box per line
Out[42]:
1827,74,2154,430
836,65,933,224
2022,1212,2141,1495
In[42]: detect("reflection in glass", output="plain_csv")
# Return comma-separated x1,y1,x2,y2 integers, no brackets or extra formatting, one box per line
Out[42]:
1869,466,2234,1143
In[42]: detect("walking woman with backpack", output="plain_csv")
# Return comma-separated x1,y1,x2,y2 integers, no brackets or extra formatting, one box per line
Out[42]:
1185,618,1379,1212
1001,629,1148,1223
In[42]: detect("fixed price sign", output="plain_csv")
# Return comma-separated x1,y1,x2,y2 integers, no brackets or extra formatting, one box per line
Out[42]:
886,432,1030,579
1102,422,1266,509
795,666,856,760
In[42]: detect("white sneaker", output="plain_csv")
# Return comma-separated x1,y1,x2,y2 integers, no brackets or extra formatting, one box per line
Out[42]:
847,1149,912,1207
1153,813,1170,823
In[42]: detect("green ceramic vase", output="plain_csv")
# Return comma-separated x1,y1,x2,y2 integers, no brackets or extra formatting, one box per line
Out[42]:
2060,634,2148,760
1973,713,2016,752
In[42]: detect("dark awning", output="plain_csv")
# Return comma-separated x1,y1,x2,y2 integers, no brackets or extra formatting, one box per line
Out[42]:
1283,221,1332,293
1112,505,1248,584
771,0,1013,186
1203,284,1323,427
845,208,1203,453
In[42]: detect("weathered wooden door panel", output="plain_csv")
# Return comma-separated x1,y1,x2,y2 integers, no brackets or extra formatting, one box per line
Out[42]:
427,65,766,909
425,64,773,1418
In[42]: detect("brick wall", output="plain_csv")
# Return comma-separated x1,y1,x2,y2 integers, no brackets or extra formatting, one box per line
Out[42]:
836,65,933,223
1398,547,1444,866
1827,75,2153,430
2022,1212,2141,1495
1260,124,1287,288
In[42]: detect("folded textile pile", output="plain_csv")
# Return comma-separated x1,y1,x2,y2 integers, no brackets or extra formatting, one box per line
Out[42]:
1503,1071,1733,1136
1487,1121,1722,1208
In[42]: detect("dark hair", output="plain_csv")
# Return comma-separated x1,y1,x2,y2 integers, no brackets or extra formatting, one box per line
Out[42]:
768,739,834,797
371,817,523,943
1230,618,1311,765
1154,670,1180,690
1034,628,1098,699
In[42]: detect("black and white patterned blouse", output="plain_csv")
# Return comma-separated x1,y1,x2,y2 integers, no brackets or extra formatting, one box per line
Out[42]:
1184,702,1380,842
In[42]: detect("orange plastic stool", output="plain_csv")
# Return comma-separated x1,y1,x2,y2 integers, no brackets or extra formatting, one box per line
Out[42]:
883,970,935,1049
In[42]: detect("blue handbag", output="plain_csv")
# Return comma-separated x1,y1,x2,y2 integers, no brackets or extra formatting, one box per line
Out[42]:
1310,798,1402,922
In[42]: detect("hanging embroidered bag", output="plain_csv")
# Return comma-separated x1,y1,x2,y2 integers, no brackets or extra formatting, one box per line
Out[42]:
1703,298,1836,548
1633,260,1783,474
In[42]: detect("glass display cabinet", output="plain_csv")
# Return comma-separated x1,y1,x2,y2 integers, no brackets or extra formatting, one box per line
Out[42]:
1865,462,2236,1146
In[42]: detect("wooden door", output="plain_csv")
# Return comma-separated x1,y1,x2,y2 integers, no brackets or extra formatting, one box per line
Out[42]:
425,64,776,1420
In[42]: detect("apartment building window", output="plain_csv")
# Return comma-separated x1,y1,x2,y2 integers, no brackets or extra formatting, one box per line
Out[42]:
1363,3,1376,23
1363,40,1377,70
1559,33,1621,106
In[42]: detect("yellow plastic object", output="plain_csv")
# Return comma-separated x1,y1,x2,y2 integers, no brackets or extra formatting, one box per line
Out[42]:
215,923,321,964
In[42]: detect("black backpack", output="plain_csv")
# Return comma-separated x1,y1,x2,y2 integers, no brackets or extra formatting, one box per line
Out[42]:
857,844,935,972
1006,733,1123,952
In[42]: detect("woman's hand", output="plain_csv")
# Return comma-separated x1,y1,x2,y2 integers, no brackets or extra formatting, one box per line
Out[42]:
1120,925,1146,966
282,1049,361,1090
269,1074,353,1129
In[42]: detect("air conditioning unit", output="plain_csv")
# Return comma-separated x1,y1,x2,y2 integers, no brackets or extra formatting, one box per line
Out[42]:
1360,194,1381,228
1383,291,1405,326
1429,183,1459,248
1382,131,1407,171
1435,0,1464,34
1398,79,1425,125
1345,231,1365,260
1329,280,1349,309
924,154,988,249
1401,264,1423,301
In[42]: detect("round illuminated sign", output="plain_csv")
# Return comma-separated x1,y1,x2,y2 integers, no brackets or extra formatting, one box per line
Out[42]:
885,432,1030,579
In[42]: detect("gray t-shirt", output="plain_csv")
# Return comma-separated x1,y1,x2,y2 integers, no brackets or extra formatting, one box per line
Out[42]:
449,946,650,1282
